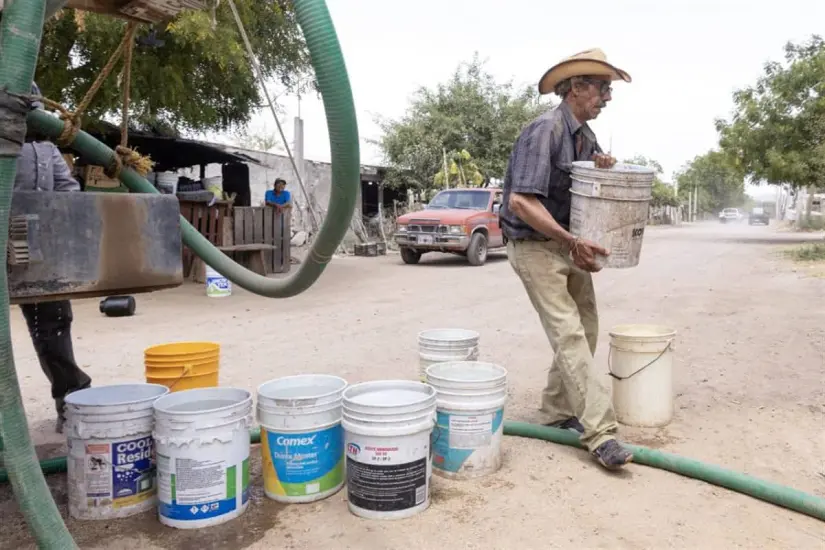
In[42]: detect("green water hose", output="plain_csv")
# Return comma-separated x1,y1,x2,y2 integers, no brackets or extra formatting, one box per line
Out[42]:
4,422,824,524
503,421,825,522
0,0,77,548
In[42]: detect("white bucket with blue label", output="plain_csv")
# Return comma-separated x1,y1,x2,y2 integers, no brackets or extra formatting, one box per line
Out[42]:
153,387,252,529
65,383,170,520
425,361,508,480
205,265,231,298
257,374,348,503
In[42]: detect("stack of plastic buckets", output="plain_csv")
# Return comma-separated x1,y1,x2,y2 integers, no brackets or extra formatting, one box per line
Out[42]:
144,342,220,392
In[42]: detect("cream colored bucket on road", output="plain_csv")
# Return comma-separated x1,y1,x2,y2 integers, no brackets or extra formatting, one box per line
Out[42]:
609,324,677,427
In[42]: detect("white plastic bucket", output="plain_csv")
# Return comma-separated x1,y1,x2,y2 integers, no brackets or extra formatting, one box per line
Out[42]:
426,361,508,479
65,383,169,520
342,380,437,520
203,176,223,198
156,172,179,195
153,387,253,529
257,374,348,503
417,329,480,382
609,324,677,427
569,161,656,269
205,265,231,298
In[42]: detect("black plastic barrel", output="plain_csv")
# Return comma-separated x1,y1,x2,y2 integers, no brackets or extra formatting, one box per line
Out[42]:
99,296,136,317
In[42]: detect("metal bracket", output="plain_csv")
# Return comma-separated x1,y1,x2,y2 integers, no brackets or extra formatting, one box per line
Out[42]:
7,214,42,266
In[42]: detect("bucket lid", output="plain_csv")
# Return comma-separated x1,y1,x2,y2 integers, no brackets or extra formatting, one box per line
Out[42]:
426,361,508,385
65,383,169,407
418,328,479,343
257,374,347,405
343,380,435,411
609,324,676,341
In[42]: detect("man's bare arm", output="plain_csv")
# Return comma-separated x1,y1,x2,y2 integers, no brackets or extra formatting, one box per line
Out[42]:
508,193,574,245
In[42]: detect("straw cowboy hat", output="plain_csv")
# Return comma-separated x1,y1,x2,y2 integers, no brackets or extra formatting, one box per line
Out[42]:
538,48,631,95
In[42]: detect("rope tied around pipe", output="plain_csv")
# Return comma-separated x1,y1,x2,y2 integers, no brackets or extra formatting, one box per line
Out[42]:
24,21,153,178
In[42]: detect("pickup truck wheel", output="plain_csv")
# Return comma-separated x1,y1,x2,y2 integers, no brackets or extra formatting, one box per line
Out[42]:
467,233,488,266
400,247,422,265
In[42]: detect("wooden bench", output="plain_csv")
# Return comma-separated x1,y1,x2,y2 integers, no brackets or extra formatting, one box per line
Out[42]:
217,244,278,276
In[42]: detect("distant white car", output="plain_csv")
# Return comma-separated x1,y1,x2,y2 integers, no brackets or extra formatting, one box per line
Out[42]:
719,208,743,223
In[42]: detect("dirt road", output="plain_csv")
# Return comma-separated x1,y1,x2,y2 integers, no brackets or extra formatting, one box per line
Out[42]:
2,223,824,549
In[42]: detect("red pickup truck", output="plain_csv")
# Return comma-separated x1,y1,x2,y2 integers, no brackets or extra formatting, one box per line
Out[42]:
394,188,505,266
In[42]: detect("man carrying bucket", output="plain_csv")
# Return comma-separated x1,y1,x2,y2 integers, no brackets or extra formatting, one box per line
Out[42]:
14,83,92,433
499,49,633,469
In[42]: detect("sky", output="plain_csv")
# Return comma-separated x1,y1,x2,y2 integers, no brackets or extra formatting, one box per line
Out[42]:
212,0,824,200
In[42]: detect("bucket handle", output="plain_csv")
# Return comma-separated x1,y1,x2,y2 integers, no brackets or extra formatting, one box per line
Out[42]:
167,364,193,390
607,339,673,381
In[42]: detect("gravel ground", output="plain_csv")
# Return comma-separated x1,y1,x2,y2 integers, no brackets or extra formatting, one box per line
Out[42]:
1,222,824,549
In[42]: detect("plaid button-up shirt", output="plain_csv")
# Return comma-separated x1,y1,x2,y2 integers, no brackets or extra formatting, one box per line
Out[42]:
500,102,602,239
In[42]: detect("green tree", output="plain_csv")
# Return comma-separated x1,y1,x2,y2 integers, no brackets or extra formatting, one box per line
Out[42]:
376,55,550,189
433,149,484,188
716,35,825,190
622,155,678,207
675,151,746,214
35,4,312,135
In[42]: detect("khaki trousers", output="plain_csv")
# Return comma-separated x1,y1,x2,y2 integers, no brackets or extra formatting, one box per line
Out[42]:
507,240,617,451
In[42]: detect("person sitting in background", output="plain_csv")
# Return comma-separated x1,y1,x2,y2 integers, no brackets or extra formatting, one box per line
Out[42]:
264,178,292,212
15,83,92,433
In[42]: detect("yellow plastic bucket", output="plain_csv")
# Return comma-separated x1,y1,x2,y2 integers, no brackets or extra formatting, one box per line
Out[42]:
144,342,220,392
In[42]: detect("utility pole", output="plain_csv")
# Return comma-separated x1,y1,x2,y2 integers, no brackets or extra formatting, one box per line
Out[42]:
693,185,699,222
687,189,692,223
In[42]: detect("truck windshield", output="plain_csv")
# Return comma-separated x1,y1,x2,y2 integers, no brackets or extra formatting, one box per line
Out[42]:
427,190,490,210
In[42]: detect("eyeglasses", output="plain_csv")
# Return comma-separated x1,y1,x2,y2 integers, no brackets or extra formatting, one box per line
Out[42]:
581,77,612,96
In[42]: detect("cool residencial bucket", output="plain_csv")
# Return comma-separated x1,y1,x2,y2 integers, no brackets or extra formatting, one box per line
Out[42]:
569,161,656,269
426,361,508,480
65,383,170,520
417,328,480,382
153,387,253,529
342,380,437,520
144,342,220,392
609,324,677,427
257,374,348,503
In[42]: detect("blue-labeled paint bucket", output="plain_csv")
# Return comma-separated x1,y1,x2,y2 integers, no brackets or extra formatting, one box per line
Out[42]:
205,265,231,298
426,361,508,479
153,388,252,529
257,375,348,503
65,384,170,520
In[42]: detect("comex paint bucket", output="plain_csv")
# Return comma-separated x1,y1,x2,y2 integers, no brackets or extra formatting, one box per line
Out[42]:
65,383,170,520
153,387,252,529
257,374,348,503
342,380,437,520
426,361,508,479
